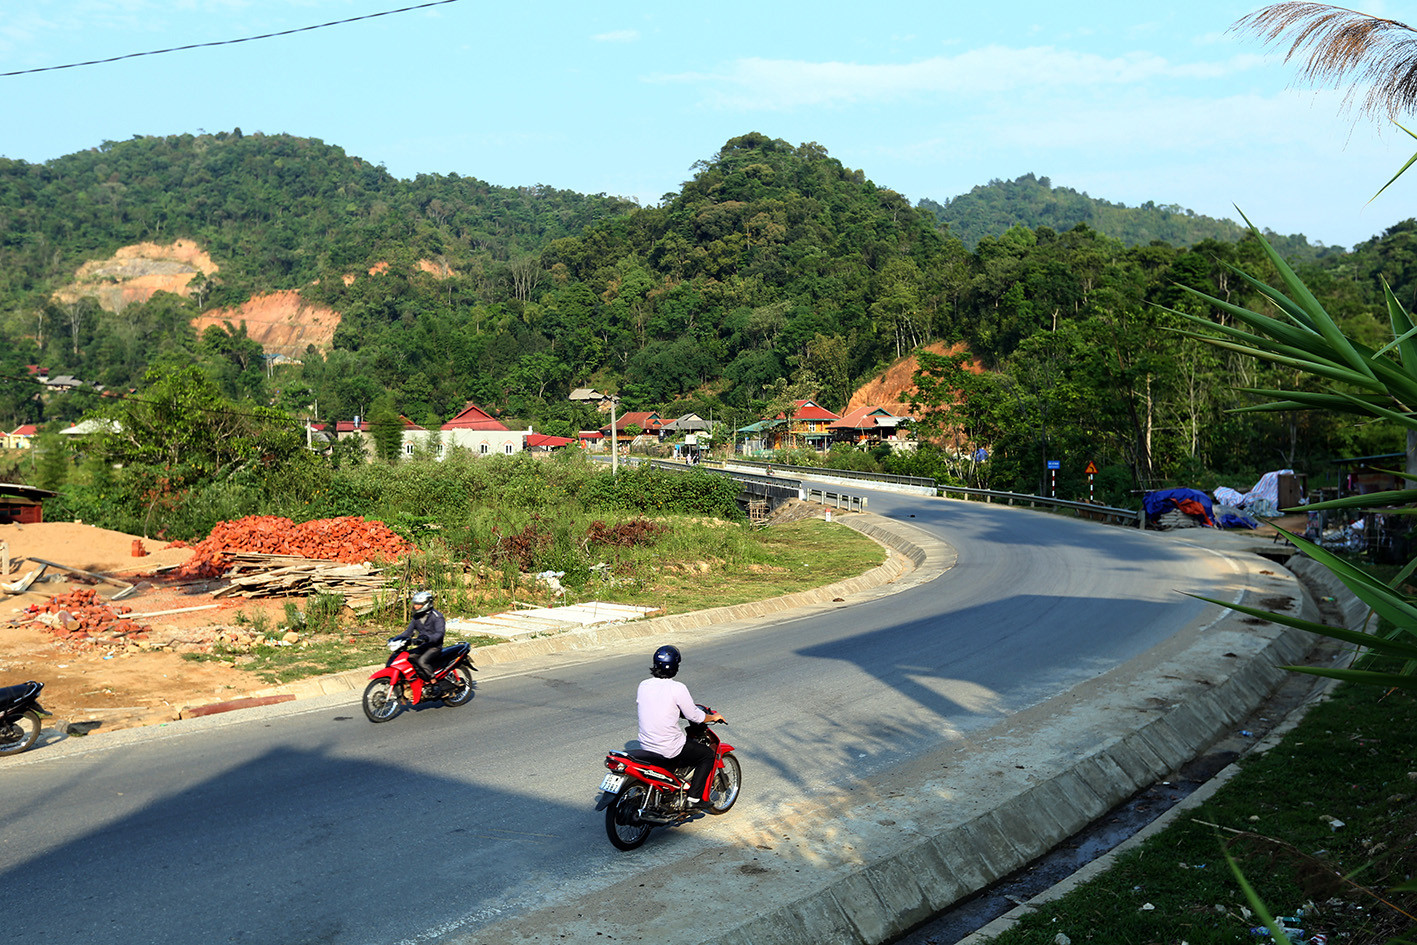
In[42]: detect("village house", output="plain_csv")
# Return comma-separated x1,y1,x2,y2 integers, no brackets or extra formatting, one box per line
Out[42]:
2,424,38,450
760,400,840,452
568,388,616,411
601,411,664,439
401,401,530,457
830,406,914,448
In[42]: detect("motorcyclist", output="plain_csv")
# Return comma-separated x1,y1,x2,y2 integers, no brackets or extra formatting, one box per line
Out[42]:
636,644,723,808
390,590,445,682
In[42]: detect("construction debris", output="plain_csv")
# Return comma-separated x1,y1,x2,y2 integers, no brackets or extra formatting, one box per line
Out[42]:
19,588,153,649
173,515,414,580
22,556,137,598
210,552,394,614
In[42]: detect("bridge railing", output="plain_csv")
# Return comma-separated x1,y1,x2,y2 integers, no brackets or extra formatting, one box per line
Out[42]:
936,484,1144,528
718,459,934,490
641,459,866,512
803,487,868,512
622,457,1135,526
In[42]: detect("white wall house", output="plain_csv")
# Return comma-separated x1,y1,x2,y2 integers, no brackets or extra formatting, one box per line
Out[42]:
401,427,532,459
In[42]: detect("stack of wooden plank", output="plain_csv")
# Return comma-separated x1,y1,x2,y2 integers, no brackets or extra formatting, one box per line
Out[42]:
211,553,394,615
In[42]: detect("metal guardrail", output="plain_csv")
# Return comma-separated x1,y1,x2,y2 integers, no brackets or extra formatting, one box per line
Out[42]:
643,459,866,512
803,488,868,512
936,484,1144,528
722,459,935,490
618,457,1133,526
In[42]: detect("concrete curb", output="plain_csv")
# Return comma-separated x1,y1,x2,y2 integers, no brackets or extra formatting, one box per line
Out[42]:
238,513,953,705
672,544,1332,945
956,550,1361,944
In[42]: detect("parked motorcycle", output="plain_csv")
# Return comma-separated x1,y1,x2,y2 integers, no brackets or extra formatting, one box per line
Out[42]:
362,639,476,723
0,680,50,755
597,705,741,850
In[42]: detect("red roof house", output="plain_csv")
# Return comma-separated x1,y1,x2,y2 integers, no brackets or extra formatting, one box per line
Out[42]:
602,411,663,436
524,433,575,451
765,400,840,450
830,406,910,444
441,402,509,431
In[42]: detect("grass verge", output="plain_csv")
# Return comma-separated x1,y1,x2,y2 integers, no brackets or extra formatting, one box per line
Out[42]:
978,677,1417,945
185,516,885,685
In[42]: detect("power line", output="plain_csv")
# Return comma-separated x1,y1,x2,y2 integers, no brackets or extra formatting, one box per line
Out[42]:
1,0,466,77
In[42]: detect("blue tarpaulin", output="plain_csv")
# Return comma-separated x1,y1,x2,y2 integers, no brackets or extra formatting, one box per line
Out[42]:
1143,488,1216,524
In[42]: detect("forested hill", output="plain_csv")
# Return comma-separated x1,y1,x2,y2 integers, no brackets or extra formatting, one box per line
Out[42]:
4,129,1417,491
0,130,638,307
920,173,1334,261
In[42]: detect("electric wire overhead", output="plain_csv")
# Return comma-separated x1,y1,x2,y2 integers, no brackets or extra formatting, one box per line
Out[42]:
2,0,465,77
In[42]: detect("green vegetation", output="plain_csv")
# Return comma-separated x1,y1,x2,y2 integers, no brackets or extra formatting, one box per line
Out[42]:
3,129,1417,507
981,675,1417,945
183,515,883,686
921,173,1336,260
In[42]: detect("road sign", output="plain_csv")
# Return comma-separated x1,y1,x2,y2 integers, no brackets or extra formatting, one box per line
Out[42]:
1085,461,1098,475
1046,460,1060,470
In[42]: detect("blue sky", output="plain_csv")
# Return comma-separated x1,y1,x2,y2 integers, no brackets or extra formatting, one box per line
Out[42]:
1,0,1411,249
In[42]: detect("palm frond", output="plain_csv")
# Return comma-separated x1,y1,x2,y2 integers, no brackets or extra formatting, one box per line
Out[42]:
1234,3,1417,120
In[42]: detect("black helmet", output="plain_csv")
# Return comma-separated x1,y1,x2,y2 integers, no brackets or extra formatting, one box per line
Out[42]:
651,644,681,679
411,590,434,615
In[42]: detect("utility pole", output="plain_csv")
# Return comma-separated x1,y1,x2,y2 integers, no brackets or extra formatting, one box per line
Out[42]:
611,396,618,475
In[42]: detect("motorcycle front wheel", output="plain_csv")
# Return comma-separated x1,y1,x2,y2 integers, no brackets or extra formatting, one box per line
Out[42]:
704,752,741,814
362,679,401,723
441,666,475,707
0,710,42,755
606,784,653,851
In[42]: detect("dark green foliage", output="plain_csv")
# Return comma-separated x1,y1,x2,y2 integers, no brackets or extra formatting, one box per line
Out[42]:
3,130,1415,503
922,172,1339,261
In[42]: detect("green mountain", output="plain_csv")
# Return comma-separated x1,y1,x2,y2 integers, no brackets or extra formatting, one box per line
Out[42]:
2,129,1413,490
920,172,1337,262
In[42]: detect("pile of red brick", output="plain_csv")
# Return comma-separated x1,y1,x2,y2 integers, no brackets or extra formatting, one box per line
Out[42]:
173,515,415,580
24,588,152,647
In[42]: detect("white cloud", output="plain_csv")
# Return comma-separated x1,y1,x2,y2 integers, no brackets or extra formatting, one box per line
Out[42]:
592,29,639,43
655,46,1270,110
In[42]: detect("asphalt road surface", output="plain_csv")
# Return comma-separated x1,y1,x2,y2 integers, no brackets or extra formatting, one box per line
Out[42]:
0,488,1244,945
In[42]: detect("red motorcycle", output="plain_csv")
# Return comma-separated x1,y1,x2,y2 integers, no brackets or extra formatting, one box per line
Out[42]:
597,706,742,850
362,638,476,722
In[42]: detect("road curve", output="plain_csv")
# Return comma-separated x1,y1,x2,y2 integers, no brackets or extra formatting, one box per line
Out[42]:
0,488,1259,945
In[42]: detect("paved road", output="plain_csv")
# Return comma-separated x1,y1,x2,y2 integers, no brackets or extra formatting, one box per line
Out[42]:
0,489,1243,945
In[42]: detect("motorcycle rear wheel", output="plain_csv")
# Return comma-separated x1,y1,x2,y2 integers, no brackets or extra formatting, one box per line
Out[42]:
704,752,741,814
362,679,400,723
606,784,653,851
0,709,42,755
441,666,474,707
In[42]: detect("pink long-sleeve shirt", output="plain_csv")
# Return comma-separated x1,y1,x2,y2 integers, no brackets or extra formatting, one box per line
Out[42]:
636,676,705,757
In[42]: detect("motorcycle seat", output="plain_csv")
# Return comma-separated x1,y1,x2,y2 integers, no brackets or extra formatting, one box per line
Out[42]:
432,642,471,669
0,680,40,706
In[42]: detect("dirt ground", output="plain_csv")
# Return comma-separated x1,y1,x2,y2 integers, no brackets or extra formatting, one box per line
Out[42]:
0,521,289,732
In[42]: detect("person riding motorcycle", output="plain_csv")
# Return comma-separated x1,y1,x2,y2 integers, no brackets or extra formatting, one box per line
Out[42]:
390,590,445,681
636,644,723,808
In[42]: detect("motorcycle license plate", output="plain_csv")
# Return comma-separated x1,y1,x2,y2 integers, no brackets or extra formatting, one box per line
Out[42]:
599,773,627,793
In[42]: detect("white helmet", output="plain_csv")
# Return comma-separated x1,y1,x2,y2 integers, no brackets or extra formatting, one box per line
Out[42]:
411,590,434,615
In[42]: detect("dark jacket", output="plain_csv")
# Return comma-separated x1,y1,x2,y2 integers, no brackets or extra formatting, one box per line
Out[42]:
395,608,446,648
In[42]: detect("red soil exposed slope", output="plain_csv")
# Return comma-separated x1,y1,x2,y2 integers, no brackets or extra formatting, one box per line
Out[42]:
192,290,340,357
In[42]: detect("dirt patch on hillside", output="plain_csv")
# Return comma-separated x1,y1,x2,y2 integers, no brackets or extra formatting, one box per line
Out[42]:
53,239,217,312
192,289,341,357
847,340,982,414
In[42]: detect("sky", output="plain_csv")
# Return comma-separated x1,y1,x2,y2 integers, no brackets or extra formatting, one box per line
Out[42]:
1,0,1413,250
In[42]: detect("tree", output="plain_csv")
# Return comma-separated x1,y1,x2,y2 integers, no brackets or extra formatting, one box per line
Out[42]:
95,364,300,485
368,398,404,464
